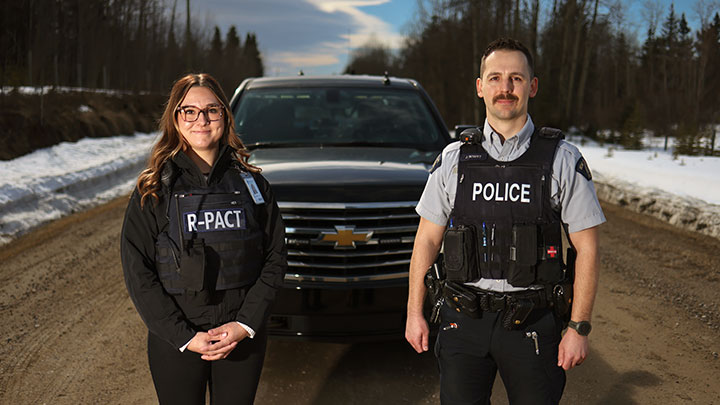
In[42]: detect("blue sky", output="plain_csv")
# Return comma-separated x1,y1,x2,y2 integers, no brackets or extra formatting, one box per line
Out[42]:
194,0,417,76
193,0,709,77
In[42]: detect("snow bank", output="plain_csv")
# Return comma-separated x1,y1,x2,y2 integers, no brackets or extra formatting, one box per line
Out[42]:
593,174,720,239
1,131,719,247
0,133,157,245
1,85,149,96
573,135,720,240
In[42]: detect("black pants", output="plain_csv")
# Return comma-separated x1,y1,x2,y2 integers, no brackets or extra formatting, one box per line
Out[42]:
147,329,267,405
436,305,566,405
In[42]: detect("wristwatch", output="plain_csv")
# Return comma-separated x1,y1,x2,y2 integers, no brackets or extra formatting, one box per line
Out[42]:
568,320,592,336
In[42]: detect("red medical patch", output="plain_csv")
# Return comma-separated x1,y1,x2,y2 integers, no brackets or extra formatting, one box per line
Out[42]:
547,246,558,258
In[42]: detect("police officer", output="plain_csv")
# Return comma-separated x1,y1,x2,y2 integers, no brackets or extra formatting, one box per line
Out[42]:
121,73,287,404
405,38,605,404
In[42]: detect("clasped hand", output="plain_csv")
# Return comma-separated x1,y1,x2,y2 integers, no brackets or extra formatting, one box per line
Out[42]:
187,322,249,361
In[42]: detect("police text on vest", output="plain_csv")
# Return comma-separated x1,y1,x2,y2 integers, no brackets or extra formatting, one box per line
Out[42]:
472,182,531,203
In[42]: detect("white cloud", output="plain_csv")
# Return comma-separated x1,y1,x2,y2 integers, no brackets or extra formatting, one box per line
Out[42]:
271,51,340,68
195,0,408,76
305,0,406,49
262,0,406,75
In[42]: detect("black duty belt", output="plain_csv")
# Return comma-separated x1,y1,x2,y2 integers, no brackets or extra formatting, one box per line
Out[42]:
441,281,552,324
469,287,550,313
439,279,573,330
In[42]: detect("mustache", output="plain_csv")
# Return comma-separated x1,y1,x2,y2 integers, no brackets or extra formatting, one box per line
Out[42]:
493,93,518,103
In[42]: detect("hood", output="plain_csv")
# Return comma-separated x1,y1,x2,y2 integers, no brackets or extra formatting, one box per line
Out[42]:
248,146,439,202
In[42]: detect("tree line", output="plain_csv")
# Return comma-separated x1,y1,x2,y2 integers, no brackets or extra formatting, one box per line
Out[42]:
345,0,720,155
0,0,263,98
3,0,717,155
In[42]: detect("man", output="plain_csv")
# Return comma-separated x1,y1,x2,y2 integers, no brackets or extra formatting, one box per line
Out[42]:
405,37,605,404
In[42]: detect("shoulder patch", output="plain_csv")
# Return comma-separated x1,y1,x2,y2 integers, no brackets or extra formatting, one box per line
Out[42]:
575,157,592,181
429,153,442,174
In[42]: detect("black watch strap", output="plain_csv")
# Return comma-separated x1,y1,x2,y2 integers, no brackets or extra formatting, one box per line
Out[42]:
568,320,592,336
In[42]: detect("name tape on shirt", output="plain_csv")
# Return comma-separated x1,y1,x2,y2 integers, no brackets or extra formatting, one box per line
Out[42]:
472,182,531,203
240,171,265,205
460,152,488,161
184,208,246,233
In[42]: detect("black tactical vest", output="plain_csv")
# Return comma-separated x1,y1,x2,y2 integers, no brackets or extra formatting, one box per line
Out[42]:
155,161,264,294
447,128,570,287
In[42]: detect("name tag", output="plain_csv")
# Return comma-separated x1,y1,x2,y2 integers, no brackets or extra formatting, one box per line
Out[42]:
240,171,265,205
184,208,246,232
460,152,488,161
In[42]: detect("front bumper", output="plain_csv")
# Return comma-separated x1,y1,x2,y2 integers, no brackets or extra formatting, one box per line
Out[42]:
267,281,408,342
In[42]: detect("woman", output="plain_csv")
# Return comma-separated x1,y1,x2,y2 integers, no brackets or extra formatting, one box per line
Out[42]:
120,73,287,404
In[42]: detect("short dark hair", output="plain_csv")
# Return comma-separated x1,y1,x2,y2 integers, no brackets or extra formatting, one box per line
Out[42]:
480,37,534,78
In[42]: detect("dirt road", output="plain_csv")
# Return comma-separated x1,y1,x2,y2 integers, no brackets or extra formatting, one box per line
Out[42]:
1,198,718,404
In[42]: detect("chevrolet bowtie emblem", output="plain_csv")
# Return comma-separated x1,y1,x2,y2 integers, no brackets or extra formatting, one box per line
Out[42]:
319,226,372,249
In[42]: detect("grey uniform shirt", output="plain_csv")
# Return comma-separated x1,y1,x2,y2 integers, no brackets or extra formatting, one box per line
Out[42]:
416,115,606,292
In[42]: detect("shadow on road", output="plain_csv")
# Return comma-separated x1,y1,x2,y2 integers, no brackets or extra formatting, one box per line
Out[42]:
256,337,663,405
308,340,439,404
256,338,438,404
563,354,662,405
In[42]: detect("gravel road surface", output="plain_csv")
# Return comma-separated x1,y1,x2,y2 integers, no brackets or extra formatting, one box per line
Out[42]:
1,199,718,404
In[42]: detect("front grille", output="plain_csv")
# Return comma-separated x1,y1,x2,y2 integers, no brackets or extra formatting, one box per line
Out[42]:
279,201,419,282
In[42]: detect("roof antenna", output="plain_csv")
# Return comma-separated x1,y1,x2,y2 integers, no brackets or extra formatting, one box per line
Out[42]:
383,71,390,85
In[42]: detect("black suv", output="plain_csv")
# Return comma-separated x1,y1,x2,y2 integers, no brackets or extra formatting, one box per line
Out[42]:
229,75,450,340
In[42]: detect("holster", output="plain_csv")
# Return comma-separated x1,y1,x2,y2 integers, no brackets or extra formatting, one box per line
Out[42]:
424,263,444,304
551,280,574,325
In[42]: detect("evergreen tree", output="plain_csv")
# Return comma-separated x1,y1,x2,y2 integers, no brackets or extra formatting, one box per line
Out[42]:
225,25,241,54
223,25,242,95
694,12,720,155
0,0,265,94
210,26,224,60
242,33,264,79
207,26,225,94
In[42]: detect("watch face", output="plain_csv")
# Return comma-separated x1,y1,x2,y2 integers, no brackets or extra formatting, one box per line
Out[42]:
575,321,592,336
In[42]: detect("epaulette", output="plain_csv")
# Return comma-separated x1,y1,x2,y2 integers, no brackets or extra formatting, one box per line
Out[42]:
459,127,483,144
538,127,565,139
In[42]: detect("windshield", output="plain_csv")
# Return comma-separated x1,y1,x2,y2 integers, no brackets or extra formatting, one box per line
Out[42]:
233,87,446,150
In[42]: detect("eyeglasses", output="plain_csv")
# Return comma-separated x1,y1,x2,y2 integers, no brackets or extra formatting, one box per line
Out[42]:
176,105,225,122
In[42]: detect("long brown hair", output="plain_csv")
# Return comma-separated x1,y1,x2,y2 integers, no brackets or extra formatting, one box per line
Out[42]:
136,73,259,206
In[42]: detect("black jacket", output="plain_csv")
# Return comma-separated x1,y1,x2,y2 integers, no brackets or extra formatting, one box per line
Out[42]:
120,146,287,349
